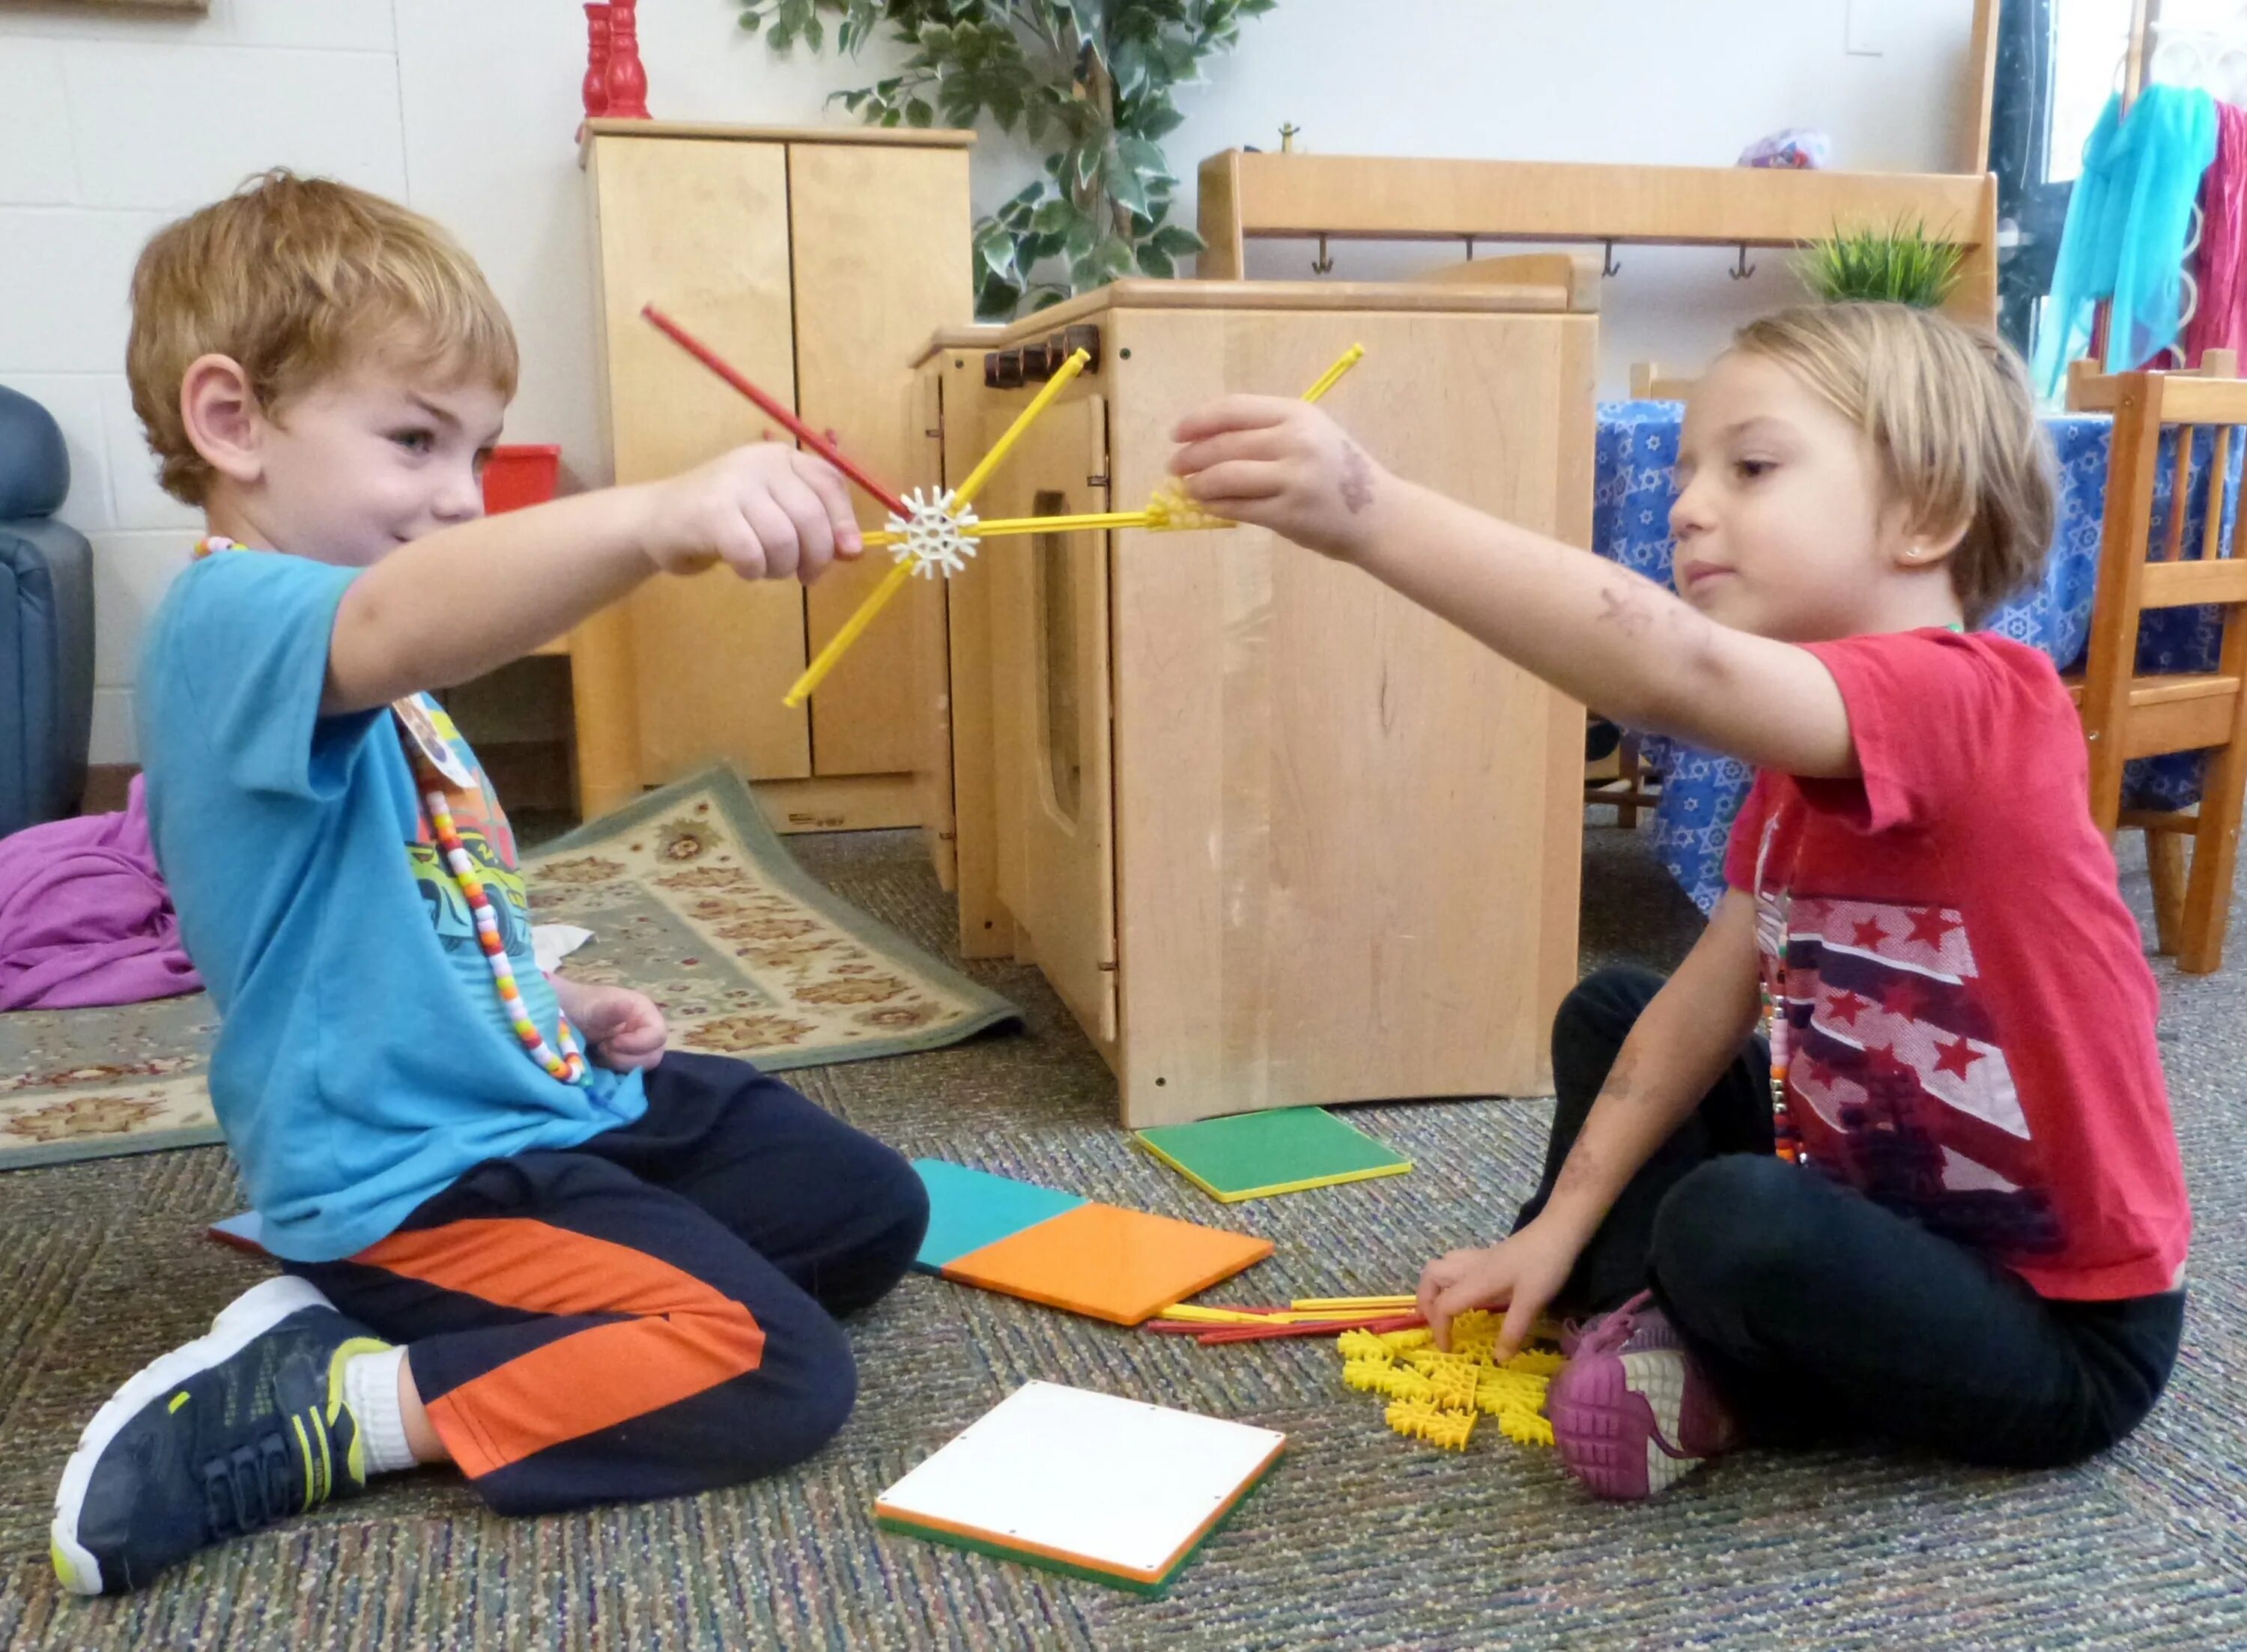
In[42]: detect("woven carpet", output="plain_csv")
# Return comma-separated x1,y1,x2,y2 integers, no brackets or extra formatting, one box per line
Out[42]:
0,767,1016,1171
1,827,2241,1651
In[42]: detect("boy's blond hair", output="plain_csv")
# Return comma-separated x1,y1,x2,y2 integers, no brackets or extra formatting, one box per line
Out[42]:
1729,302,2055,627
127,169,518,506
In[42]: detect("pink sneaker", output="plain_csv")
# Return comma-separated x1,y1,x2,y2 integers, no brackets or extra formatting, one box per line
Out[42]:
1547,1291,1739,1499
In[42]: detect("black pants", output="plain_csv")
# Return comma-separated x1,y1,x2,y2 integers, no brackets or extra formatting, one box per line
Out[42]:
1515,968,2183,1468
285,1054,927,1515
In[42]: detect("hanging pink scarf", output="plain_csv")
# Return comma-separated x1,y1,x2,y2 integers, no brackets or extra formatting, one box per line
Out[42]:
0,777,202,1010
2185,101,2247,367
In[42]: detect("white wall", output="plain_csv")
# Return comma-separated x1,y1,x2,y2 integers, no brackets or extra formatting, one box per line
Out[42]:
0,0,1980,762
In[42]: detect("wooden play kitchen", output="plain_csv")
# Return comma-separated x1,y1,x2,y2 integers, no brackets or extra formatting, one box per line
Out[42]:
568,118,971,825
909,276,1594,1127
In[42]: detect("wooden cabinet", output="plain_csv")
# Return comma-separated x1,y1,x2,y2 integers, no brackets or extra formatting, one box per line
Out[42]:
570,120,972,825
915,279,1595,1126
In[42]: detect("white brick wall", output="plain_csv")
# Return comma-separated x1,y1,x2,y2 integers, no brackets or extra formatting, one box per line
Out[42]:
1,0,1974,762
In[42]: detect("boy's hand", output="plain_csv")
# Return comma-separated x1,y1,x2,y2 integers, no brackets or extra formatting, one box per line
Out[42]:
1169,396,1395,563
640,443,864,583
552,978,667,1072
1416,1216,1583,1358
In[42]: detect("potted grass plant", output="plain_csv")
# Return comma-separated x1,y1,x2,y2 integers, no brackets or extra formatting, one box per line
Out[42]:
1796,219,1968,309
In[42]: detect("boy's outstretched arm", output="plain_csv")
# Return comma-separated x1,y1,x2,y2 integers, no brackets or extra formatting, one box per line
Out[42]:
323,445,861,715
1171,397,1858,780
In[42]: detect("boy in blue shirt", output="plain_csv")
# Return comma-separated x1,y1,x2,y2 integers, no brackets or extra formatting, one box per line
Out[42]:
50,171,929,1594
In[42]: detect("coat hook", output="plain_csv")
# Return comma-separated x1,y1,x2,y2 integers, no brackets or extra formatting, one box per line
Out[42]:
1311,232,1334,276
1601,240,1621,279
1729,243,1756,280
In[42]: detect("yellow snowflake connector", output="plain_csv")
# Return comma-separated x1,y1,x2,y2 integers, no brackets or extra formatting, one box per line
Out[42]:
1143,479,1234,532
1335,1313,1560,1455
1418,1358,1475,1409
1386,1398,1476,1451
1341,1357,1392,1394
1498,1409,1556,1448
1335,1329,1393,1362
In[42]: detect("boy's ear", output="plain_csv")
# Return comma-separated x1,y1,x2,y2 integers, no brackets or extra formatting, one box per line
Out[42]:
179,354,266,487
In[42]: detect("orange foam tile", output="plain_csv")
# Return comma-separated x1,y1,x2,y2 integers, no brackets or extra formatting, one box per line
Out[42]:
938,1203,1273,1326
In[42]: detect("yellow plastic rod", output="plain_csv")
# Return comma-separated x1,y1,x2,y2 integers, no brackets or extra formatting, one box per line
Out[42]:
1151,1305,1267,1325
1302,342,1365,404
783,554,917,709
858,507,1239,548
950,347,1091,510
1155,1304,1375,1325
856,510,1152,548
1291,1294,1416,1311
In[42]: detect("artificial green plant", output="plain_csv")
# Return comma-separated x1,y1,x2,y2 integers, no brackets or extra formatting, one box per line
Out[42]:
1796,219,1967,309
733,0,1276,318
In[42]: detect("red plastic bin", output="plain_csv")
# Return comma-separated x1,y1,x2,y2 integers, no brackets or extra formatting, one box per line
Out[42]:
482,444,560,514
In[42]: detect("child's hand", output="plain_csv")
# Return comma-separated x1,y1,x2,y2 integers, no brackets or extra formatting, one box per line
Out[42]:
640,443,864,583
1416,1217,1583,1358
553,979,668,1072
1169,396,1394,563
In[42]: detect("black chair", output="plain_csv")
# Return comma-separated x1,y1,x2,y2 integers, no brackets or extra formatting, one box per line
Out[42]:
0,383,96,838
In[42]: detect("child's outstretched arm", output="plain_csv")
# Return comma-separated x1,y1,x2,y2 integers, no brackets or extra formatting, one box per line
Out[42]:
1418,892,1764,1355
323,445,861,714
1171,398,1857,780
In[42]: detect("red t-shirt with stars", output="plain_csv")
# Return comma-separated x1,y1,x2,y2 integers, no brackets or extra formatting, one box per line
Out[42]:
1723,628,2190,1301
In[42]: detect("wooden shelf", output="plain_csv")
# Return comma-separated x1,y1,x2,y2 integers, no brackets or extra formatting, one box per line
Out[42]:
1196,151,2000,324
578,118,974,166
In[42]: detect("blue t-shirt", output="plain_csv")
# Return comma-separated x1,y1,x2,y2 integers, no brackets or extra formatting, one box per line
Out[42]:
138,548,646,1262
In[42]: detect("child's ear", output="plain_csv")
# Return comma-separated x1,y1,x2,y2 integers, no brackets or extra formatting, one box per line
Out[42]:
1891,508,1972,572
179,354,266,487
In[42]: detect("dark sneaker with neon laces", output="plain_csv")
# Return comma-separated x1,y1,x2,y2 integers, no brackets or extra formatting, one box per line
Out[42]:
1547,1290,1741,1500
52,1275,391,1595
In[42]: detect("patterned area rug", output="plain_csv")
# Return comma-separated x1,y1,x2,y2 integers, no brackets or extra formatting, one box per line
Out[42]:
0,767,1017,1172
1,828,2241,1651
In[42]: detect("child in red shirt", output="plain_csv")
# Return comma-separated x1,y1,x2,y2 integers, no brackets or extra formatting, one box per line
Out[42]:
1171,302,2189,1499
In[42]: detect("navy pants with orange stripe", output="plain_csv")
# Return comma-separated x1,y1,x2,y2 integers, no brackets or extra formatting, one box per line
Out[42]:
281,1053,928,1515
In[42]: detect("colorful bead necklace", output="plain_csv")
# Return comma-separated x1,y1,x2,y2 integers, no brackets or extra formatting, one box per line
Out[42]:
1750,809,1805,1165
412,763,586,1084
190,537,586,1086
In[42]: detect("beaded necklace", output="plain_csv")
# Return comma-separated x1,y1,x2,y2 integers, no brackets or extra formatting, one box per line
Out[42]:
1750,810,1804,1164
190,538,587,1086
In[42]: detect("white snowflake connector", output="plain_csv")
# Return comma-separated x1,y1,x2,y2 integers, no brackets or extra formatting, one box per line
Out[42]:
885,487,980,579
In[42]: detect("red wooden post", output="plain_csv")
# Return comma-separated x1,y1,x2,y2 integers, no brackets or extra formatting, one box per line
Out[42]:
604,0,651,120
581,4,612,121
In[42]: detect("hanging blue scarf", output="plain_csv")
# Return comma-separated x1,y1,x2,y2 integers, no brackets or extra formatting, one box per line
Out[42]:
2035,84,2218,397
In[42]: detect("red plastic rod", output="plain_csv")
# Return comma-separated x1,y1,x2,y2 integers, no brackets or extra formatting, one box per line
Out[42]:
641,303,910,520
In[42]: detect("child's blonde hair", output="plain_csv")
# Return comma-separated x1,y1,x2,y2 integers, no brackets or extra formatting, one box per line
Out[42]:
1729,302,2055,627
127,169,518,505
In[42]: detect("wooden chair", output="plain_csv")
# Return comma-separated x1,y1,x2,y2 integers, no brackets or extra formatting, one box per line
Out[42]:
1629,362,1697,401
2067,351,2247,972
1584,729,1660,827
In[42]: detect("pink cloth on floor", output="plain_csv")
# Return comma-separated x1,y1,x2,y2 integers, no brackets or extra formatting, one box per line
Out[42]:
2185,100,2247,368
0,777,202,1010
